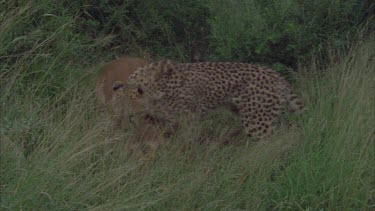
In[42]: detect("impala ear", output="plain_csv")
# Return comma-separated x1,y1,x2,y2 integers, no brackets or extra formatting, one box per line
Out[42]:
112,81,124,91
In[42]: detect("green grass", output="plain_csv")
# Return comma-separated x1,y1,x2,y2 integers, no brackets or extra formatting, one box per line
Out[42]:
1,2,374,210
2,37,374,210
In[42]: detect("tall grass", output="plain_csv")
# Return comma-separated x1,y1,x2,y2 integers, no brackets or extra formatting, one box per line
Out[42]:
1,1,374,210
2,31,374,211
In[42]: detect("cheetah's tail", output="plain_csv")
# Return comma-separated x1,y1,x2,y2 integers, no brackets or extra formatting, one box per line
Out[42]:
286,88,305,114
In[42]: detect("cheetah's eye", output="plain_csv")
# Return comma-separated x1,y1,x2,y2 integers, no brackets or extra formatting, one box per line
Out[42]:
137,87,144,95
112,83,124,91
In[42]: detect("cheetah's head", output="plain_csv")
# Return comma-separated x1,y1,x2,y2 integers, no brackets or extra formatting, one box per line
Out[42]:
110,80,146,127
127,59,178,103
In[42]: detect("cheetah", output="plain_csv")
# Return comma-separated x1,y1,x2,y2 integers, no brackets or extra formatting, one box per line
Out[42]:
126,60,305,140
111,80,167,157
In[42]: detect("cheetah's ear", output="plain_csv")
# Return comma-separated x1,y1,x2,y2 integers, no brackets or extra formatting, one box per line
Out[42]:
155,59,176,76
112,81,124,91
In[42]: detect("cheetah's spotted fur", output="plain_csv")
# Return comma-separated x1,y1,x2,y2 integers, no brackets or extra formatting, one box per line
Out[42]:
127,60,305,139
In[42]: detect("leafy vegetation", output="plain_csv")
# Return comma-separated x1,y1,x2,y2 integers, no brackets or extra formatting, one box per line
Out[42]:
206,0,372,68
1,0,374,210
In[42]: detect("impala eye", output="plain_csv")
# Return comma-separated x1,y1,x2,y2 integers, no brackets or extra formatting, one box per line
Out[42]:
137,87,144,95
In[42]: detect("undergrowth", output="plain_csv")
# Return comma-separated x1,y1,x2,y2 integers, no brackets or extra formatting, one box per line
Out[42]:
1,1,374,210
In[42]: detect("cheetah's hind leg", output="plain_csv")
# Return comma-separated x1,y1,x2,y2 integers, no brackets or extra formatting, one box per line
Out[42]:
236,95,281,141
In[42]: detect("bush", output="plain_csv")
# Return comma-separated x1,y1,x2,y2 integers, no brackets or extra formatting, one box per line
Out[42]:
206,0,372,69
13,0,370,69
58,0,210,61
